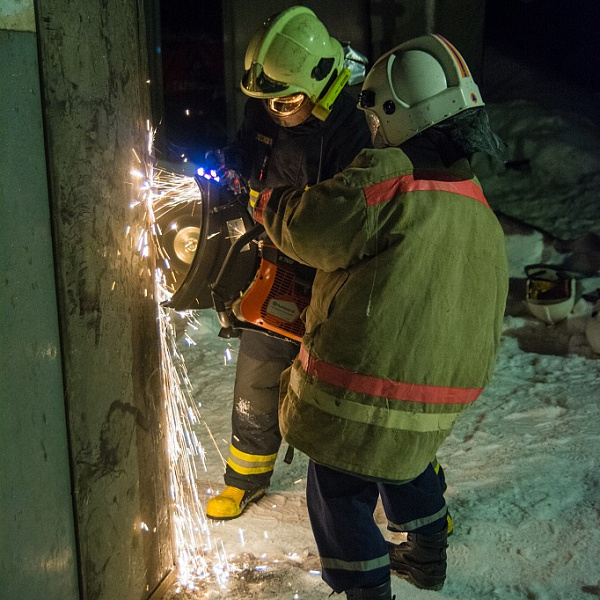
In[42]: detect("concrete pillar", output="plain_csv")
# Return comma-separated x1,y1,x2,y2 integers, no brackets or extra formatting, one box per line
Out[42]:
34,0,175,598
0,3,80,599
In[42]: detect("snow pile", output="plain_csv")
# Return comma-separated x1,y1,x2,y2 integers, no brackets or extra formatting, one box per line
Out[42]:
474,100,600,239
472,100,600,360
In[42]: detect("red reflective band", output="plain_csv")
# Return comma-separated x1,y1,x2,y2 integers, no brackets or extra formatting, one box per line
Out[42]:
364,175,489,208
435,35,470,78
298,345,482,405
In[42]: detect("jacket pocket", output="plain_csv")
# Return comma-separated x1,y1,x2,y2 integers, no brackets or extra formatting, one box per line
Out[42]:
304,270,349,333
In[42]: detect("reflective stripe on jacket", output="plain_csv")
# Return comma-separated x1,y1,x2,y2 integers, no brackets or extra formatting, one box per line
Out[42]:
261,143,508,481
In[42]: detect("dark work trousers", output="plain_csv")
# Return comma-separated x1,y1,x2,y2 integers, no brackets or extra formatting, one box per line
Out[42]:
224,329,299,492
306,460,447,593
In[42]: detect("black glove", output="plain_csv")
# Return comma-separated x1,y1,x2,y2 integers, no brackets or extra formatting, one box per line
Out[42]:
203,150,247,195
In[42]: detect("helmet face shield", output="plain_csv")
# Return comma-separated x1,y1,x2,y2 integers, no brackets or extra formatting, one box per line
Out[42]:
525,265,574,302
525,264,576,324
526,277,572,303
364,111,386,148
263,94,314,128
242,63,289,96
267,93,307,116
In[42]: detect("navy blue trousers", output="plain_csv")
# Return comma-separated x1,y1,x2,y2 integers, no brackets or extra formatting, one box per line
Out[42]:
306,460,447,592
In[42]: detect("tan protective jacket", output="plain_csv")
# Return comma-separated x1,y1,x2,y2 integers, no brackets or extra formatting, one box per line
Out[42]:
258,145,508,481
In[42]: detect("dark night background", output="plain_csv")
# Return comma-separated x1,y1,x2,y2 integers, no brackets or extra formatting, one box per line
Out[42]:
157,0,600,165
159,1,227,162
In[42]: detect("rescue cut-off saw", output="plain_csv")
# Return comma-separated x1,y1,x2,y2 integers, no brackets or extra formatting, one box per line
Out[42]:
155,173,312,342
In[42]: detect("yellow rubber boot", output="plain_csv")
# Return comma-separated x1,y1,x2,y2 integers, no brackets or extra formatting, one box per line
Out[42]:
206,486,266,520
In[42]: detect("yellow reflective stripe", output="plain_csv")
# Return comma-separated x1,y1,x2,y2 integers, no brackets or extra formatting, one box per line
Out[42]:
249,188,259,207
227,445,277,475
227,458,274,475
230,445,278,463
320,553,390,573
290,369,459,432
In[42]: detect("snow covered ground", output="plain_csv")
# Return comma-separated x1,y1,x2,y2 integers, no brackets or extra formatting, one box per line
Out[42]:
163,97,600,600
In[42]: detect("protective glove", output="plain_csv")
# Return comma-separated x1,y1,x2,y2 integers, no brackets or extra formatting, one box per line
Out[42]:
220,168,247,196
203,149,226,172
203,150,247,195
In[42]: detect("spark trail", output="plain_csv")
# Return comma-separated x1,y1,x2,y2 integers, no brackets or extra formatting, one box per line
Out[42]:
128,123,230,590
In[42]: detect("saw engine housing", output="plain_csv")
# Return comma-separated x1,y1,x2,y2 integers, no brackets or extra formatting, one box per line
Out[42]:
157,175,311,341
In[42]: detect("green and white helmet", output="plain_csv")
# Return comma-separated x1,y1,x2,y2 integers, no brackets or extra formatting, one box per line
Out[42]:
358,34,484,146
241,6,350,122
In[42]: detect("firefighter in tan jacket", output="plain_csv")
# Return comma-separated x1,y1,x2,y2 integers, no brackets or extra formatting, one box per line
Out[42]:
253,35,508,600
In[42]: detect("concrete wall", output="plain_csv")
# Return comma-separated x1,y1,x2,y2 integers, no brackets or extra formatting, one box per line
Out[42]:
34,0,175,597
1,0,176,598
0,2,80,600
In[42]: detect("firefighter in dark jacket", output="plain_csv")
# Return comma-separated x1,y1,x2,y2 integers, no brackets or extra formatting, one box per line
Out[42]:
205,6,372,520
253,35,508,599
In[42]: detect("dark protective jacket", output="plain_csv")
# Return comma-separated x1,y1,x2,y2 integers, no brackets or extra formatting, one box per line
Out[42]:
258,132,509,481
225,92,371,361
220,90,371,490
228,91,372,191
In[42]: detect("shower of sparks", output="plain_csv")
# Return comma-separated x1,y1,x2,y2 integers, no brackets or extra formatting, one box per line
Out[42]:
128,123,231,591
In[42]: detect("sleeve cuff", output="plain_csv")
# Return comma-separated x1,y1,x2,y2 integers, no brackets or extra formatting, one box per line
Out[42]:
253,188,273,225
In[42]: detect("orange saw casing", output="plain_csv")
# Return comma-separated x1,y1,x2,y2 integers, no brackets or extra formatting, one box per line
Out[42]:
234,249,312,342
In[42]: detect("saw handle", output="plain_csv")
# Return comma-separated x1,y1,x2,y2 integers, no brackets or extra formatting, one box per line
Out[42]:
210,222,265,335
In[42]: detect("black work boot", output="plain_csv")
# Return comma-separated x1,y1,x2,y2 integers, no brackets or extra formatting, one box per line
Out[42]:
388,529,447,591
345,578,394,600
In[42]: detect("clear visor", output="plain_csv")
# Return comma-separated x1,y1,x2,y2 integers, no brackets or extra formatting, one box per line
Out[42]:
364,111,381,138
525,266,574,303
364,111,387,148
242,63,288,95
267,93,307,116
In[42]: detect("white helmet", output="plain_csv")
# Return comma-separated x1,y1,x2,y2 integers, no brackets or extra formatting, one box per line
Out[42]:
241,6,350,124
357,34,484,146
525,264,576,325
